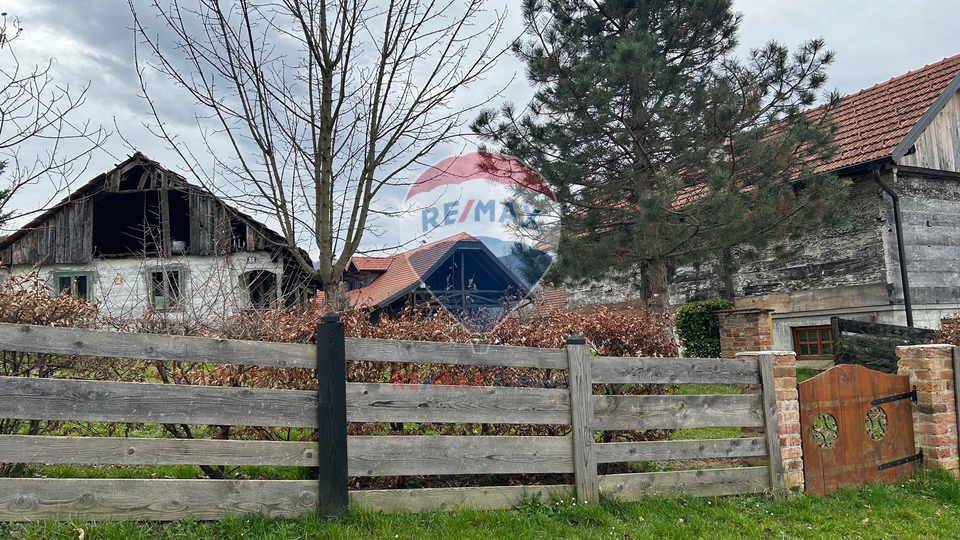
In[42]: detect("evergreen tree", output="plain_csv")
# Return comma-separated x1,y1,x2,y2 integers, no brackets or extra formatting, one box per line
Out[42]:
473,0,849,313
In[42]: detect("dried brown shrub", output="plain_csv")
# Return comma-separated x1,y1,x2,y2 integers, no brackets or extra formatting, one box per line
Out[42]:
935,315,960,346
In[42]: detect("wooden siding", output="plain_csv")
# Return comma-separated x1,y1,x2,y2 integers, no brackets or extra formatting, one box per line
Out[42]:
0,199,93,266
899,91,960,172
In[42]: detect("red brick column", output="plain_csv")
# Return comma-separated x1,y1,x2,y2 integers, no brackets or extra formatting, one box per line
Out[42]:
897,345,960,475
737,351,803,493
716,309,775,358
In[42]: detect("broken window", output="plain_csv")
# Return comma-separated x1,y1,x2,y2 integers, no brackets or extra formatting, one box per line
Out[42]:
149,267,184,310
243,270,277,309
53,271,93,301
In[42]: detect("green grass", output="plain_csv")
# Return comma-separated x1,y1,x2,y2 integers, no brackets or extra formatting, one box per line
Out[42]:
797,368,820,383
3,469,960,539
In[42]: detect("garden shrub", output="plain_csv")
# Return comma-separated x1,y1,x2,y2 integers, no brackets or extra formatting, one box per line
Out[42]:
935,314,960,346
673,298,735,358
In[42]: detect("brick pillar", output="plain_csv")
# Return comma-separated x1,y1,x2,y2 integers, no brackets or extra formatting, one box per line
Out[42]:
896,344,960,475
737,351,803,493
716,308,775,358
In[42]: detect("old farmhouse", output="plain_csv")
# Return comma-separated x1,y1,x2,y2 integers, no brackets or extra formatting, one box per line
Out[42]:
664,54,960,359
0,153,316,323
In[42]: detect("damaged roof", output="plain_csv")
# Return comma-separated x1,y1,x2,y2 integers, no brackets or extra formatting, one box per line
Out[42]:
0,152,301,262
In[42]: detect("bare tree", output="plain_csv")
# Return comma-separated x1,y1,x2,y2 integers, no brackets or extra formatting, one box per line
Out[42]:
0,13,107,228
129,0,507,303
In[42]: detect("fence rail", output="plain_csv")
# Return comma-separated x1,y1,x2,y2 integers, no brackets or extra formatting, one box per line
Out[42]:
0,319,782,521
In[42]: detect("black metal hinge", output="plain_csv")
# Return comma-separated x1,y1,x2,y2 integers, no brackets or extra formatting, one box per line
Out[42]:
871,386,917,406
878,449,923,471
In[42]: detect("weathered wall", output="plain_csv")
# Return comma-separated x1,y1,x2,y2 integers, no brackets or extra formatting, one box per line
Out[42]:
883,170,960,307
0,199,93,266
670,176,888,304
899,91,960,173
9,252,284,324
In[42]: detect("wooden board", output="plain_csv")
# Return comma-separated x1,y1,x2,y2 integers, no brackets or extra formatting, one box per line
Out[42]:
348,436,572,476
836,318,936,341
591,394,764,430
591,357,761,385
0,479,318,521
759,353,784,492
0,435,317,467
345,338,567,369
350,484,573,513
599,467,769,500
345,383,571,425
0,323,315,369
0,376,317,427
799,364,917,495
567,339,599,504
595,437,766,464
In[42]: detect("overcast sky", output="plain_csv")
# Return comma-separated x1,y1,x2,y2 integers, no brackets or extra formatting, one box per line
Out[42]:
2,0,959,251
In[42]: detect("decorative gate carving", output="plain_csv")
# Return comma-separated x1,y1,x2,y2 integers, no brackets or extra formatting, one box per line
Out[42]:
799,364,920,495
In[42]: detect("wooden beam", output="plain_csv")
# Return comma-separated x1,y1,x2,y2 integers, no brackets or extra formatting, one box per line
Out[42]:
599,467,769,500
0,323,315,369
0,435,317,467
348,436,572,476
567,336,599,504
591,394,764,430
346,382,571,425
596,437,766,464
0,478,318,521
350,484,572,513
345,338,567,369
0,376,317,427
759,353,785,493
591,357,760,384
316,314,348,517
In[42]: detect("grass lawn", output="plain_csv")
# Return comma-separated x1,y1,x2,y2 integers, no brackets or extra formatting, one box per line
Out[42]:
2,469,958,540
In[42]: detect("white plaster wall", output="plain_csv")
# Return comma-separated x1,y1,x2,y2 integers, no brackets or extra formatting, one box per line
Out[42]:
8,251,283,324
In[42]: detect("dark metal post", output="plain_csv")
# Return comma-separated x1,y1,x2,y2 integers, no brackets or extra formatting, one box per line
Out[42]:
316,311,348,517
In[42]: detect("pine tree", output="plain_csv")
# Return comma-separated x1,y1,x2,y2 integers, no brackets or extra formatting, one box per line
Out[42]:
473,0,849,313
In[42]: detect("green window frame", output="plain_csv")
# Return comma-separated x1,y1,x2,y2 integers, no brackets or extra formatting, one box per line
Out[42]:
52,271,94,301
148,266,185,311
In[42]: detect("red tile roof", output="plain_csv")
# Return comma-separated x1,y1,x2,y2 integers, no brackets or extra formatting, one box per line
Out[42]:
348,232,483,308
821,54,960,171
350,256,395,272
530,285,568,315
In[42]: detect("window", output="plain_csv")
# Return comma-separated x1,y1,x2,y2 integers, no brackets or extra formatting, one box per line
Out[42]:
243,270,277,309
53,271,94,301
149,268,184,310
793,326,834,360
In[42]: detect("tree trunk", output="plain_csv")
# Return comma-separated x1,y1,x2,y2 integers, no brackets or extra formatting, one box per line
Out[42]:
643,258,670,315
721,248,736,301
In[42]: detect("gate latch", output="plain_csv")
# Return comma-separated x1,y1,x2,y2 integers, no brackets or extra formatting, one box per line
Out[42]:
871,386,917,406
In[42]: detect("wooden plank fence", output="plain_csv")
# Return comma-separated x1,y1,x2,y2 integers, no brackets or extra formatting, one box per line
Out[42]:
831,317,936,373
0,317,783,521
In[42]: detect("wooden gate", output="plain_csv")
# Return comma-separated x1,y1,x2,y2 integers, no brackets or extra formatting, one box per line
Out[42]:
799,364,920,495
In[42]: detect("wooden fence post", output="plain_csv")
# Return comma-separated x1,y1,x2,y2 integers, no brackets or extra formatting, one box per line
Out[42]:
567,335,599,504
317,312,348,517
758,352,785,493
